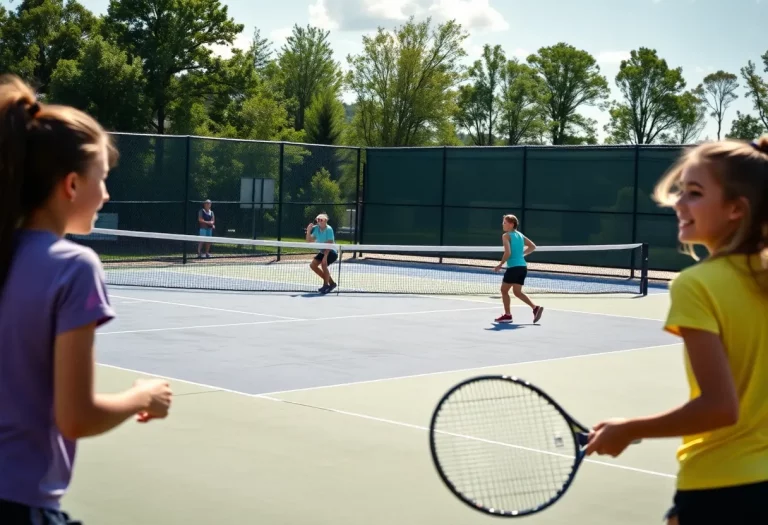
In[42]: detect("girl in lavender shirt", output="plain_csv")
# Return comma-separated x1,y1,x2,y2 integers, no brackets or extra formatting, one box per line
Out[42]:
0,75,174,524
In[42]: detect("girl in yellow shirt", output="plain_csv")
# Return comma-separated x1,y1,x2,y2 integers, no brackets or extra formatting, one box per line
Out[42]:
585,136,768,524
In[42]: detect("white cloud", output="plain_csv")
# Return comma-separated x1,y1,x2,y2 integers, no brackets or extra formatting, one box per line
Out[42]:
206,32,253,59
596,51,631,65
309,0,508,32
269,27,294,46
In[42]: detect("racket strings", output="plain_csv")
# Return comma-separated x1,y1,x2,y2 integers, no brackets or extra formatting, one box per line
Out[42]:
432,379,578,514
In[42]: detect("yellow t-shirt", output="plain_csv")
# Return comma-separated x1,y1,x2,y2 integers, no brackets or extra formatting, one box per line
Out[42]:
665,253,768,491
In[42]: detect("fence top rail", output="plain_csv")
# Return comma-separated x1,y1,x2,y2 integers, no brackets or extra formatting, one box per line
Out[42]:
363,144,696,151
107,131,698,152
108,131,363,151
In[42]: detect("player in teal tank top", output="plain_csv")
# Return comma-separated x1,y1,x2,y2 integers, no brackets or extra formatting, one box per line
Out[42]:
493,214,544,324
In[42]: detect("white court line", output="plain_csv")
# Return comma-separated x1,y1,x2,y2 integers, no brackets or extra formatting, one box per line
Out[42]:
111,290,667,324
98,305,502,335
110,294,301,321
255,395,675,479
96,343,681,480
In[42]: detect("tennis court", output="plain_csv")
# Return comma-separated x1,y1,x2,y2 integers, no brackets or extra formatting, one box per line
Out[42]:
60,231,685,524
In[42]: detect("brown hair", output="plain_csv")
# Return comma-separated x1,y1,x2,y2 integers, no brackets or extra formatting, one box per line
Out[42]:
0,74,118,290
652,134,768,273
503,214,519,230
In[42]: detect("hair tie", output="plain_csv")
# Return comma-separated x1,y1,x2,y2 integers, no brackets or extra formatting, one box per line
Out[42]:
751,140,767,154
28,102,40,118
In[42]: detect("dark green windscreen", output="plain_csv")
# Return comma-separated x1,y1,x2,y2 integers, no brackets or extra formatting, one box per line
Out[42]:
444,148,524,207
525,147,636,212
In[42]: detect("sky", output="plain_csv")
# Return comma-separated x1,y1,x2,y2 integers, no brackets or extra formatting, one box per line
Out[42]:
6,0,767,141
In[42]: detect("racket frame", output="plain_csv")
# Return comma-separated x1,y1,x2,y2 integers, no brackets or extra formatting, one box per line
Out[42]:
428,374,592,518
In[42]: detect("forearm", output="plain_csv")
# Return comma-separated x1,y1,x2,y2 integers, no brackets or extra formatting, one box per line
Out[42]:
75,390,149,438
624,396,737,440
524,246,535,256
499,251,510,265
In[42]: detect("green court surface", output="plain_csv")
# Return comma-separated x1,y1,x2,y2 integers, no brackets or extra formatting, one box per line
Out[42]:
62,291,686,524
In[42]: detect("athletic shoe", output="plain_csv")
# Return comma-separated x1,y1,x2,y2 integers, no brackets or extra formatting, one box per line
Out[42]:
319,284,330,294
327,282,337,293
495,313,513,323
533,306,544,323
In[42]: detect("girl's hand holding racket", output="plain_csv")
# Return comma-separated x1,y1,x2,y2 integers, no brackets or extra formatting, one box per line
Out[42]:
585,418,635,457
133,378,173,423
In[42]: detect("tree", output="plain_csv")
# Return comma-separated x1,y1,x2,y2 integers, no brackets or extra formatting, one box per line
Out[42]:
454,44,505,145
498,59,546,145
106,0,243,134
278,24,341,131
304,88,346,145
661,90,707,144
740,53,768,131
726,111,767,140
603,48,685,144
527,42,610,145
0,0,99,95
48,35,149,131
699,71,739,140
249,27,272,73
346,16,468,147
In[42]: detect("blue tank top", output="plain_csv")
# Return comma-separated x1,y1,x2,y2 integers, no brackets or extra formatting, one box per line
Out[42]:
506,230,527,268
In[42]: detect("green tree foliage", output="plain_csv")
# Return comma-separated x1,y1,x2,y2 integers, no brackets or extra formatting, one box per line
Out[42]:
346,16,468,147
604,48,686,144
304,88,346,145
741,52,768,131
49,35,149,131
278,24,341,131
726,111,767,140
498,59,547,145
660,90,708,144
454,44,505,145
304,167,343,227
527,42,610,145
0,0,98,94
249,27,273,73
699,71,739,140
105,0,243,133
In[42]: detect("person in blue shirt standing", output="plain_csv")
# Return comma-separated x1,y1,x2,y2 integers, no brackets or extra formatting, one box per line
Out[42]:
493,214,544,324
305,213,337,294
197,199,215,258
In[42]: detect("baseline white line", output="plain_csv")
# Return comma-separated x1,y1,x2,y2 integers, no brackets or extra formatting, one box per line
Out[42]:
110,294,301,320
98,305,501,336
95,359,678,480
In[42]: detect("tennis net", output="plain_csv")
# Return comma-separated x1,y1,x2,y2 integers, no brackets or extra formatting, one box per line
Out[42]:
70,228,649,296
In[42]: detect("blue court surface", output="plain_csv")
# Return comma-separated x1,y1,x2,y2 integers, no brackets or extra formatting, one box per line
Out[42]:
64,286,686,525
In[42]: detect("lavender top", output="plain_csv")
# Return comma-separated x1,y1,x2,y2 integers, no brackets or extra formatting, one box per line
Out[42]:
0,229,115,510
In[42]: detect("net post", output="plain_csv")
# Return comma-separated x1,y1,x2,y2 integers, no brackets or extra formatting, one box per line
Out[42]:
337,245,344,293
630,144,640,279
640,242,649,296
182,135,192,265
276,142,285,262
357,161,367,259
439,146,448,264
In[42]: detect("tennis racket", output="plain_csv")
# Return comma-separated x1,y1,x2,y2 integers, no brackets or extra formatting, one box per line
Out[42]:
428,375,639,518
